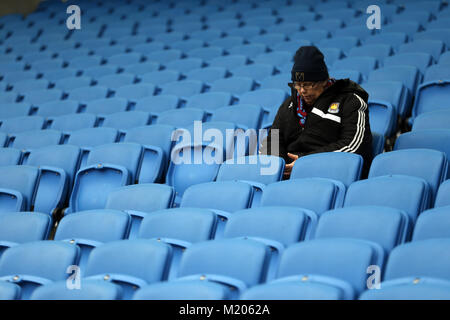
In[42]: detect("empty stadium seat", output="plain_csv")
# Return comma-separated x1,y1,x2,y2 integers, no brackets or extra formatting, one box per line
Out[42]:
0,241,79,299
344,175,430,225
123,124,176,183
105,184,175,238
83,239,172,299
30,279,123,300
369,149,448,203
412,78,450,120
67,86,109,104
0,212,51,258
54,209,131,270
435,180,450,208
66,127,119,167
138,207,218,279
185,92,232,116
49,113,97,135
216,155,285,206
209,77,254,98
316,206,410,254
360,277,450,300
159,80,204,100
394,130,450,169
35,100,80,118
0,116,44,134
413,206,450,241
261,177,345,215
69,143,143,212
27,144,82,214
244,238,384,300
156,108,205,128
211,104,264,131
185,67,227,86
291,152,363,188
0,148,22,166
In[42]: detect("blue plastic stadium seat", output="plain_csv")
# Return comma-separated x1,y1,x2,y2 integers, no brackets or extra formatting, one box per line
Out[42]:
394,130,450,170
105,183,175,238
435,180,450,208
21,89,63,106
66,127,119,167
228,43,267,58
156,108,205,128
0,241,79,299
211,104,264,131
35,100,80,118
83,239,172,299
123,124,176,183
208,54,248,70
332,56,378,82
316,206,410,254
398,40,445,63
84,98,128,116
30,279,122,300
101,111,151,134
52,76,92,92
318,36,360,56
209,77,254,99
230,64,275,82
185,92,232,116
138,207,218,278
261,177,345,215
67,86,109,104
122,62,160,77
238,89,288,129
159,80,204,100
242,238,384,300
412,79,450,120
344,175,430,225
27,144,81,214
165,58,203,74
0,148,22,166
186,46,224,62
359,277,450,300
96,73,136,91
363,32,407,52
369,149,447,204
413,206,450,241
291,152,363,188
215,155,284,206
49,113,97,134
0,116,44,134
0,212,51,258
11,79,49,94
69,143,143,212
383,52,433,76
54,209,131,270
9,130,62,160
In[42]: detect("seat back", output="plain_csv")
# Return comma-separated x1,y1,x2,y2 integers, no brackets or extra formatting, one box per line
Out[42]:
316,206,409,253
384,239,450,281
278,238,384,294
412,206,450,241
291,152,363,188
369,149,448,203
261,178,344,216
0,165,40,211
344,175,430,223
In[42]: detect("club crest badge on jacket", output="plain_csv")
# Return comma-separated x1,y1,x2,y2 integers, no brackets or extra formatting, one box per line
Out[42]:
328,102,340,114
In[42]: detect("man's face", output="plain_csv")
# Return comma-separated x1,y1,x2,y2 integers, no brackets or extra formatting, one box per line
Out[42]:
294,80,328,105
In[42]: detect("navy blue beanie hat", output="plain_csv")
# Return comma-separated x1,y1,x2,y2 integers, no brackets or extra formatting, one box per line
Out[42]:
291,46,329,82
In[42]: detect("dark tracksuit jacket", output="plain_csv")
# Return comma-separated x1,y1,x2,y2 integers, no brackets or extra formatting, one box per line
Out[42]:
261,79,373,178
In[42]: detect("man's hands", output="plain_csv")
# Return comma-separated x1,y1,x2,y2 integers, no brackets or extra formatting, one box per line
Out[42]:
283,153,299,178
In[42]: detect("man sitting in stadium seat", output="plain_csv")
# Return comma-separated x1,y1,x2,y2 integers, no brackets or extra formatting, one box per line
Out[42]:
260,46,373,178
